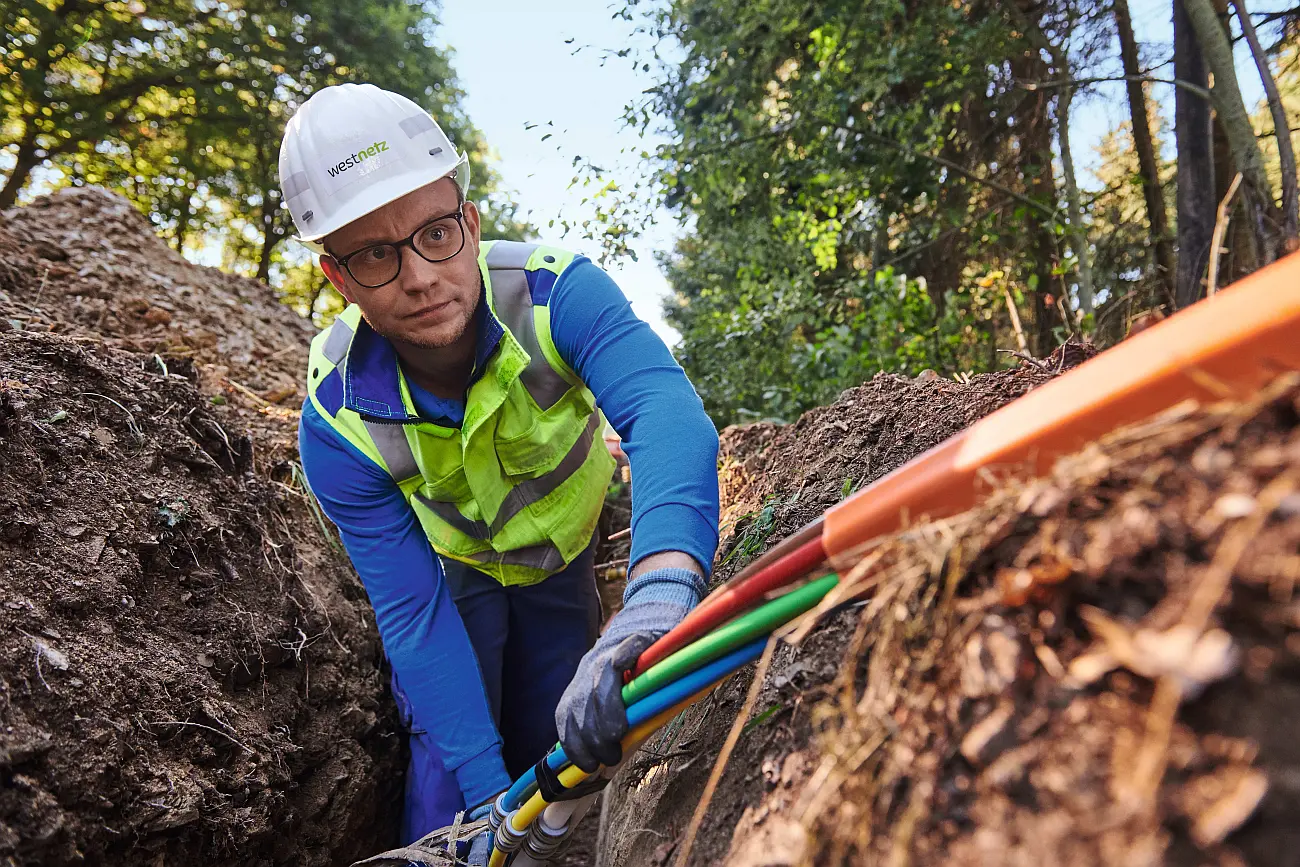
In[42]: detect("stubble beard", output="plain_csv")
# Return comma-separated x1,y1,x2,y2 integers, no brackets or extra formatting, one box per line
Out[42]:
363,301,474,351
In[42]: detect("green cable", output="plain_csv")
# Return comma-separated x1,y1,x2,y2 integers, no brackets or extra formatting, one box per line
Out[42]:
621,572,840,706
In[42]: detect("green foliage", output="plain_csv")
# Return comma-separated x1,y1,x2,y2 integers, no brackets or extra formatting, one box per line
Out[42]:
668,248,990,424
1,0,531,297
609,0,1073,425
721,497,780,567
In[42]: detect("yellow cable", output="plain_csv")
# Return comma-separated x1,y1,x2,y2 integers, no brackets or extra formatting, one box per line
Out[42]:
492,684,718,864
509,685,718,833
509,764,589,832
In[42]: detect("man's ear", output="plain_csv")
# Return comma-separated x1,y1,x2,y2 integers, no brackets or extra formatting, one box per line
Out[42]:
319,255,354,304
462,199,482,252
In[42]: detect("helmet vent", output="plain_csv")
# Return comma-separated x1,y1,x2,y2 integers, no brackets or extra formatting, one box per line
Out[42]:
429,147,444,157
302,210,314,222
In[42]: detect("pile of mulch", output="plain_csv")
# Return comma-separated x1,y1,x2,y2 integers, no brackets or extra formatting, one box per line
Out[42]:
599,347,1092,866
714,341,1094,581
602,366,1298,866
0,190,403,865
0,187,316,465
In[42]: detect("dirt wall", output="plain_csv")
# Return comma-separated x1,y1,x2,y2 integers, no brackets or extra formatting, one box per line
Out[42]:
0,189,402,865
600,348,1300,867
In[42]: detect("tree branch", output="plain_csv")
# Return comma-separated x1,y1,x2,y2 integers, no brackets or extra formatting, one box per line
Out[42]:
842,125,1061,220
1021,75,1212,101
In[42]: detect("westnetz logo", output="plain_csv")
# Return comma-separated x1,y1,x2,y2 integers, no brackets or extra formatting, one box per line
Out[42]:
326,140,389,177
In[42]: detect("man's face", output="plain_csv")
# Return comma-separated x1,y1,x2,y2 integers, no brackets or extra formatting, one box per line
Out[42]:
322,178,482,349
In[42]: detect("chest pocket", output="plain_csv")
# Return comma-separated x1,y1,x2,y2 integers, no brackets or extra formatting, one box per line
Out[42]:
411,428,473,501
492,385,559,477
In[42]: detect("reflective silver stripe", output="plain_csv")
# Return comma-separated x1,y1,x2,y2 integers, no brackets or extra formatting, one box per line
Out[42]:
362,420,420,483
469,542,567,574
488,243,570,411
321,319,355,365
413,492,492,541
490,412,601,536
485,240,537,270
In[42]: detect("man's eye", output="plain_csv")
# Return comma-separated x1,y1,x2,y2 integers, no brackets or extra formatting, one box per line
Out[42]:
361,246,392,263
422,225,448,243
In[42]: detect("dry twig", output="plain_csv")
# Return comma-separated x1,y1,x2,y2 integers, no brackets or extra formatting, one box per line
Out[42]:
1002,288,1027,353
1207,172,1244,297
673,635,780,867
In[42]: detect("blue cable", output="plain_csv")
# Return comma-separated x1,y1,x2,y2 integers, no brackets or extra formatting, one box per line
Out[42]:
501,747,565,811
500,636,768,810
626,637,765,726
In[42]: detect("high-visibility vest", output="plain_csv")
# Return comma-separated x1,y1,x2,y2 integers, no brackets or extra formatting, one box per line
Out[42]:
306,241,616,586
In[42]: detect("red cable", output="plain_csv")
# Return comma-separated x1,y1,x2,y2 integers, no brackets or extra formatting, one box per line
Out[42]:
631,536,827,676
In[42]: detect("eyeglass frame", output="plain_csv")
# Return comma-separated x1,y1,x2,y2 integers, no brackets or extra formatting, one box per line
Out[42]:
330,207,468,288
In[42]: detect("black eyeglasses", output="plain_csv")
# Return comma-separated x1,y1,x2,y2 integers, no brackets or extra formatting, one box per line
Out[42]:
333,208,467,288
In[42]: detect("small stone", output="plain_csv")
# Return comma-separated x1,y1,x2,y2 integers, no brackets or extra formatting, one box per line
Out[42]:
86,535,107,564
34,639,69,671
1215,494,1257,519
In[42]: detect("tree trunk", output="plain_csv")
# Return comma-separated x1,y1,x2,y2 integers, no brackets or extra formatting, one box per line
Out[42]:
1174,0,1217,308
1057,80,1094,315
1184,0,1278,261
1010,50,1060,357
1232,0,1298,240
1113,0,1176,304
171,186,194,253
0,136,41,211
256,195,281,284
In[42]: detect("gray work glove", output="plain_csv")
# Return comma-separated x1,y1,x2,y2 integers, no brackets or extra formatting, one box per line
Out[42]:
556,566,706,773
465,830,491,867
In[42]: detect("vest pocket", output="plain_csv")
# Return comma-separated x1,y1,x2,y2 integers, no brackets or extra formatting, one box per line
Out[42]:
418,465,471,502
494,422,559,477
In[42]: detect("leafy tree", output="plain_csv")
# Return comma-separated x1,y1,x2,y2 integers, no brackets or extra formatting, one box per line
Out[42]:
2,0,531,299
0,0,268,209
621,0,1068,423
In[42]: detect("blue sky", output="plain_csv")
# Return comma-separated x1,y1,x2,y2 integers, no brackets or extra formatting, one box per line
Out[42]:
438,1,681,341
437,0,1277,341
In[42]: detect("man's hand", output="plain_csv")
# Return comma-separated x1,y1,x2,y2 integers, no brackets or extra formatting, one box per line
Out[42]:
555,565,706,773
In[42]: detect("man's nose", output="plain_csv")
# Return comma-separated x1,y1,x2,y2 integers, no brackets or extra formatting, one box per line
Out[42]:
394,244,441,293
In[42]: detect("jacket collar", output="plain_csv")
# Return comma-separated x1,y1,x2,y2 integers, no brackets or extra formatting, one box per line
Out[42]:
342,284,504,422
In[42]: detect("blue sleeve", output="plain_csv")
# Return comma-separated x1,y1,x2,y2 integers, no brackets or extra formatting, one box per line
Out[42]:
298,401,510,806
548,258,720,575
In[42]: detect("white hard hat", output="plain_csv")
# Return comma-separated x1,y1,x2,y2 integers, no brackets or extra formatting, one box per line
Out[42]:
278,83,471,252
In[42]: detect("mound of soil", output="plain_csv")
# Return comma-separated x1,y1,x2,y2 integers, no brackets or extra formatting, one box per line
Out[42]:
716,341,1094,568
600,349,1090,866
0,191,401,865
602,361,1299,866
0,187,315,464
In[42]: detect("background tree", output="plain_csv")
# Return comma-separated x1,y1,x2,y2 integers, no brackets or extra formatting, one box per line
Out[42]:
603,0,1298,426
1174,0,1217,308
1114,0,1177,303
1,0,532,310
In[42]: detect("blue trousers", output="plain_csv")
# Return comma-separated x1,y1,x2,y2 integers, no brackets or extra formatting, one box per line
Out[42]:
397,542,602,843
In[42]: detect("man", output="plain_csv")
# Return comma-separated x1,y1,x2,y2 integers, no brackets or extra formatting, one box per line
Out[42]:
280,83,719,848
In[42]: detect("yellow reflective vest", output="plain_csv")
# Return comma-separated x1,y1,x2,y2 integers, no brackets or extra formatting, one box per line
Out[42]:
305,241,616,586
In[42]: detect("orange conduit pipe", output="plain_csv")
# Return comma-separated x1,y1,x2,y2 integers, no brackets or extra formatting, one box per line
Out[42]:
631,534,826,676
821,250,1300,566
633,250,1300,680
